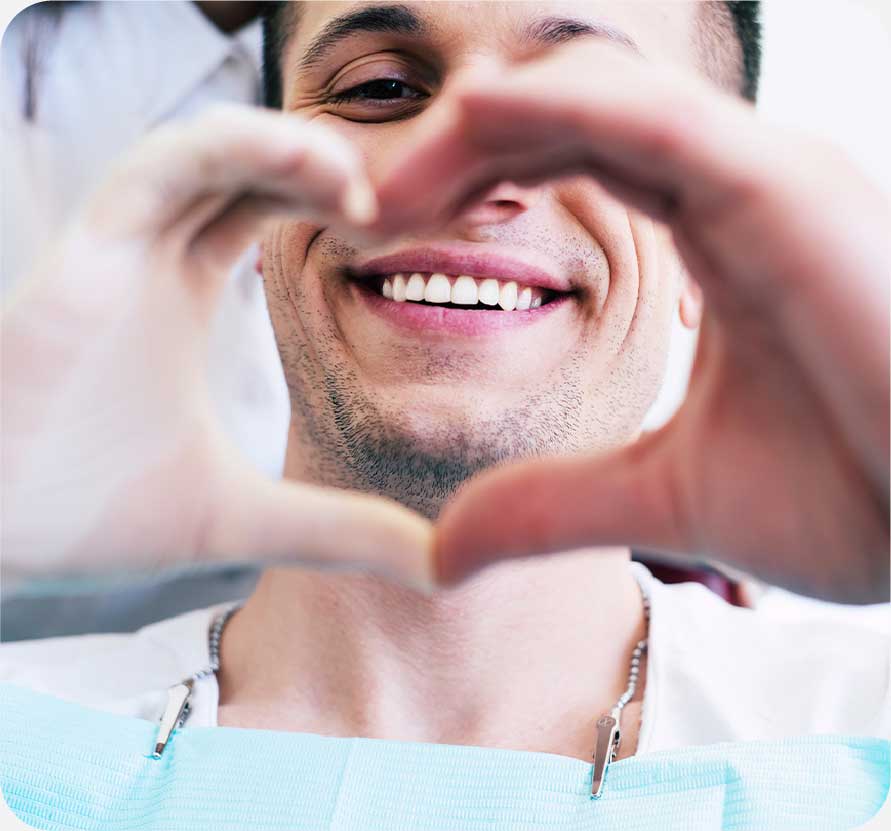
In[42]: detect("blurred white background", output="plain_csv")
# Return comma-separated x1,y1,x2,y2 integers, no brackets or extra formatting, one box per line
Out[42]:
645,0,891,633
646,0,891,430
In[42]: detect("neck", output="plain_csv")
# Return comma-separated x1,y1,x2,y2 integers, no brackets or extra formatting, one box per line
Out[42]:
217,550,646,758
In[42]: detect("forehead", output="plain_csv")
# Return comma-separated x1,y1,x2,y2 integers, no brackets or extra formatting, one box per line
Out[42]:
287,1,699,71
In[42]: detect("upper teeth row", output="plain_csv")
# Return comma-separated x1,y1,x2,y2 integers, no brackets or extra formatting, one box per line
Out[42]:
380,273,544,311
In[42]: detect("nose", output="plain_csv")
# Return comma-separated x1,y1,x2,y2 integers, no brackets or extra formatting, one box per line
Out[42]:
454,181,540,231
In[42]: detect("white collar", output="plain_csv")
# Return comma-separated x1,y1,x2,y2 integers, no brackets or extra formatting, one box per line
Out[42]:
129,1,262,126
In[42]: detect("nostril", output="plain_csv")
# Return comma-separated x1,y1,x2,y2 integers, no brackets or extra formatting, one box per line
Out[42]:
460,200,526,228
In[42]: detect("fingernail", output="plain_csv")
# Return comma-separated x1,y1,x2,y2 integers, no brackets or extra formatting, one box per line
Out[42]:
403,573,438,597
401,552,439,596
369,557,438,596
342,179,379,225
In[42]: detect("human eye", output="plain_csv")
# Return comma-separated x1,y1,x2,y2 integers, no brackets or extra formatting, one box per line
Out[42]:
323,57,431,122
327,78,426,105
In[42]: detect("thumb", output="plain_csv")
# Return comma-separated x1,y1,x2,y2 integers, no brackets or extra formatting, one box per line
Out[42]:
434,434,684,584
205,453,435,591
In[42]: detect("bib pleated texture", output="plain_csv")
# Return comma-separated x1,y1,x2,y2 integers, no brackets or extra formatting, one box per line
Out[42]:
2,684,888,830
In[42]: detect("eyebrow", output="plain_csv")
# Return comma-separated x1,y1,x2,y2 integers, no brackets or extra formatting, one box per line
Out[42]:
523,16,640,54
298,5,425,72
297,5,639,74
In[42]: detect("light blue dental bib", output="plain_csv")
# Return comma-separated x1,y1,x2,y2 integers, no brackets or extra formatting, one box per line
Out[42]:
2,684,888,830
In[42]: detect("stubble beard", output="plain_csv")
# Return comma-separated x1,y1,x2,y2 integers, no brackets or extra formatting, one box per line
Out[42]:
287,356,592,520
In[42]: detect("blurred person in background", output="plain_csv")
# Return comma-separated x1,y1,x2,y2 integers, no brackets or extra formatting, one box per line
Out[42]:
1,1,289,639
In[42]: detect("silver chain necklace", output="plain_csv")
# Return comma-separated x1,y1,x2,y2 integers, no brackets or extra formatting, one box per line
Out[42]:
591,581,650,797
154,572,650,800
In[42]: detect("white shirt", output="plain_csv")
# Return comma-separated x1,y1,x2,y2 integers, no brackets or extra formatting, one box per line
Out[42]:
754,586,891,635
2,569,888,753
1,1,290,479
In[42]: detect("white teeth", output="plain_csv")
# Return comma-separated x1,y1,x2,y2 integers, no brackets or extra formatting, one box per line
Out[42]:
498,281,518,311
392,273,407,302
424,273,451,304
377,272,549,310
451,275,479,305
478,279,500,306
405,273,426,301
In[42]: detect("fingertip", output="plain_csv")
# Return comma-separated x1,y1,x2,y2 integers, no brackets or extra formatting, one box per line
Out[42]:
451,61,505,103
400,564,439,596
341,177,379,226
352,499,439,594
453,87,503,126
396,512,439,594
433,489,506,586
430,515,464,588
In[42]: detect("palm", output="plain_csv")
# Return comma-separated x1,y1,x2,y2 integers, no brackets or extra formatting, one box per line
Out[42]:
3,233,225,572
2,107,432,585
654,309,885,600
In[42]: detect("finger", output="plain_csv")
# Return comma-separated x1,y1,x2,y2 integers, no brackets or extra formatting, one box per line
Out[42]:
376,41,763,234
187,194,292,271
376,43,891,492
371,103,474,236
434,433,684,585
376,138,675,240
453,47,762,222
205,452,435,591
86,104,376,243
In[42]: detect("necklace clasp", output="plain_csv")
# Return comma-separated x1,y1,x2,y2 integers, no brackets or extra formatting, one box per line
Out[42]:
591,713,621,798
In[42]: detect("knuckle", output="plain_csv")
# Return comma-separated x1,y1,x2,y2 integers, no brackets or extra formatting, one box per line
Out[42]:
629,81,708,165
639,113,690,164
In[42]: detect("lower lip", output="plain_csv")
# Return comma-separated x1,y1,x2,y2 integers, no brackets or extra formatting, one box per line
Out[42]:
352,282,569,336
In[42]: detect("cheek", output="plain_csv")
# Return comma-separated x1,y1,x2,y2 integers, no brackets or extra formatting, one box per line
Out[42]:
616,218,681,417
556,177,644,339
262,221,313,304
260,222,320,362
556,176,678,340
556,178,679,434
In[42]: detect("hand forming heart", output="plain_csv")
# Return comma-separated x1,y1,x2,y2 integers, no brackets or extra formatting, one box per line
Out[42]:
3,42,888,602
1,107,432,588
374,42,890,603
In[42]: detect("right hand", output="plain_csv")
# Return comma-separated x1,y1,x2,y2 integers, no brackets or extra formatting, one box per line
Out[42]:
1,105,433,587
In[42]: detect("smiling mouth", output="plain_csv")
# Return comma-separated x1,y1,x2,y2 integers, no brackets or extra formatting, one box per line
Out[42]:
355,272,559,311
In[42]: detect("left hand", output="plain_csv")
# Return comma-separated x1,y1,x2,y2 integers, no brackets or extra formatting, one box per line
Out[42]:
375,42,890,603
1,107,432,587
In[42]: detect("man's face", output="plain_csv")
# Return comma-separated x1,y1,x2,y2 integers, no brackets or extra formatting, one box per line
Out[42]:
264,1,703,516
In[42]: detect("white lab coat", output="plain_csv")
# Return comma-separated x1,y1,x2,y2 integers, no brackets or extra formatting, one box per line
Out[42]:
1,0,290,479
1,1,287,633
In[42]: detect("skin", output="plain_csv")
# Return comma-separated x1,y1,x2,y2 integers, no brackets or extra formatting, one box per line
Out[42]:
267,1,702,520
2,1,888,758
225,2,685,753
408,42,890,602
1,109,433,587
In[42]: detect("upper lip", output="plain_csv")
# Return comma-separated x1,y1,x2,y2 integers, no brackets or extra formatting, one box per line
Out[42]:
349,247,574,293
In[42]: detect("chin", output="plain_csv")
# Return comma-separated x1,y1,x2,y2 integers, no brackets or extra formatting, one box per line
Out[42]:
336,406,569,515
